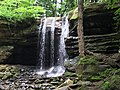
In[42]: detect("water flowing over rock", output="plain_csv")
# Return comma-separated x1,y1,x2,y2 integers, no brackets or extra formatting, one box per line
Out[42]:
36,17,69,77
0,19,38,65
0,4,119,66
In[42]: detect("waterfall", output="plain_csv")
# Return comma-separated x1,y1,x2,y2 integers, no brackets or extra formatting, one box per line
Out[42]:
58,16,69,65
36,17,69,77
50,17,56,67
37,17,47,75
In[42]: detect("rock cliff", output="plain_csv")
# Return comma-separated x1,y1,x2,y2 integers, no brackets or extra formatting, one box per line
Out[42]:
66,4,120,58
0,19,38,65
0,4,120,65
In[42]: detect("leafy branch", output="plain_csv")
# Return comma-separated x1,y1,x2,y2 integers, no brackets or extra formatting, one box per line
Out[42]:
0,0,45,22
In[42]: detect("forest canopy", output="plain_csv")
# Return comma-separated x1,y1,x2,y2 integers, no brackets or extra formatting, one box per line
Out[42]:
0,0,45,22
0,0,119,22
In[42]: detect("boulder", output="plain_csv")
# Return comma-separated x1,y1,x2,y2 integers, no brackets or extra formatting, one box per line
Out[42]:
0,46,13,63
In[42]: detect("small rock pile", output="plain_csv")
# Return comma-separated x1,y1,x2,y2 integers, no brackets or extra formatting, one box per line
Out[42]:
0,65,82,90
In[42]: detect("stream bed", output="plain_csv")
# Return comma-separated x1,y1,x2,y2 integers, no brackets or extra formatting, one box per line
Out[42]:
0,65,80,90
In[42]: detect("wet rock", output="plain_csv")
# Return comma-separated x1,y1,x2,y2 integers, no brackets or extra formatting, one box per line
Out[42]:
46,17,62,29
76,64,99,80
98,53,120,67
0,65,20,80
54,86,69,90
54,83,80,90
51,81,60,85
65,56,79,72
66,4,120,58
56,78,73,89
0,18,38,65
77,81,92,86
66,33,120,58
0,65,94,90
0,85,5,90
0,46,14,63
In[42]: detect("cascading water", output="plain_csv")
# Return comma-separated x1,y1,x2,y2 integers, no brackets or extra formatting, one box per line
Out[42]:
50,17,56,68
59,16,69,65
36,16,69,77
37,17,47,75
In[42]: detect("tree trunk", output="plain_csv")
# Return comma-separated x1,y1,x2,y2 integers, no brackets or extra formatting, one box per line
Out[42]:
77,0,85,56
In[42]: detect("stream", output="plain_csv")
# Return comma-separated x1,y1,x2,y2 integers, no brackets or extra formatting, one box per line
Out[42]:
0,65,79,90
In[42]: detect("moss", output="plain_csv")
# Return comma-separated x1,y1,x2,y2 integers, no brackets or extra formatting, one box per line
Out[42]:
88,68,120,83
89,76,102,82
100,68,120,90
101,81,111,90
76,55,100,81
64,71,77,77
2,72,13,80
0,65,20,80
69,3,109,20
77,67,120,83
101,75,120,90
77,55,99,65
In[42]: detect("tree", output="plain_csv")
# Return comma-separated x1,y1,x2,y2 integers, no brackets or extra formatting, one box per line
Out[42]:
0,0,45,22
77,0,85,56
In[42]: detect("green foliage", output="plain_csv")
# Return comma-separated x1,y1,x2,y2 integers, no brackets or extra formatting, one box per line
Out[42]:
106,0,120,31
101,81,111,90
101,75,120,90
114,8,120,31
69,8,78,20
64,71,77,77
35,0,78,17
35,0,57,16
85,0,120,31
0,0,119,25
90,75,102,81
99,68,115,78
86,68,120,89
89,68,120,82
0,0,45,22
77,55,98,65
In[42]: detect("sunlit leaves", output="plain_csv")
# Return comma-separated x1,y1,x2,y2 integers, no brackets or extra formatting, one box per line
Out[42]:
0,0,45,22
69,7,78,20
35,0,78,16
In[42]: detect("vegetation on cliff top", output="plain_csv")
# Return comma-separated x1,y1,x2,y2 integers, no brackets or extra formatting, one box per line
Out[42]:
0,0,119,24
0,0,45,22
69,0,120,20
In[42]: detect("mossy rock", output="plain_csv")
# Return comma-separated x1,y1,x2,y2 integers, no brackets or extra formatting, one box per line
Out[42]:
77,55,99,65
0,65,20,80
76,64,99,81
75,56,100,80
101,75,120,90
69,3,108,20
76,64,99,74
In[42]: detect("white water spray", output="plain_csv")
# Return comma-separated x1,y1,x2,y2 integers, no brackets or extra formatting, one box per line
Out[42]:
36,16,69,77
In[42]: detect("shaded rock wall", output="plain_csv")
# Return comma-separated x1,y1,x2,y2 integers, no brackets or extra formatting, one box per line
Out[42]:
0,4,120,65
0,17,62,65
0,19,38,65
66,4,120,58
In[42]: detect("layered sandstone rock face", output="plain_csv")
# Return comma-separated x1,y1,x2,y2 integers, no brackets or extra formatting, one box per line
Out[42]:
0,17,62,65
0,19,38,65
0,4,120,65
66,4,120,59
